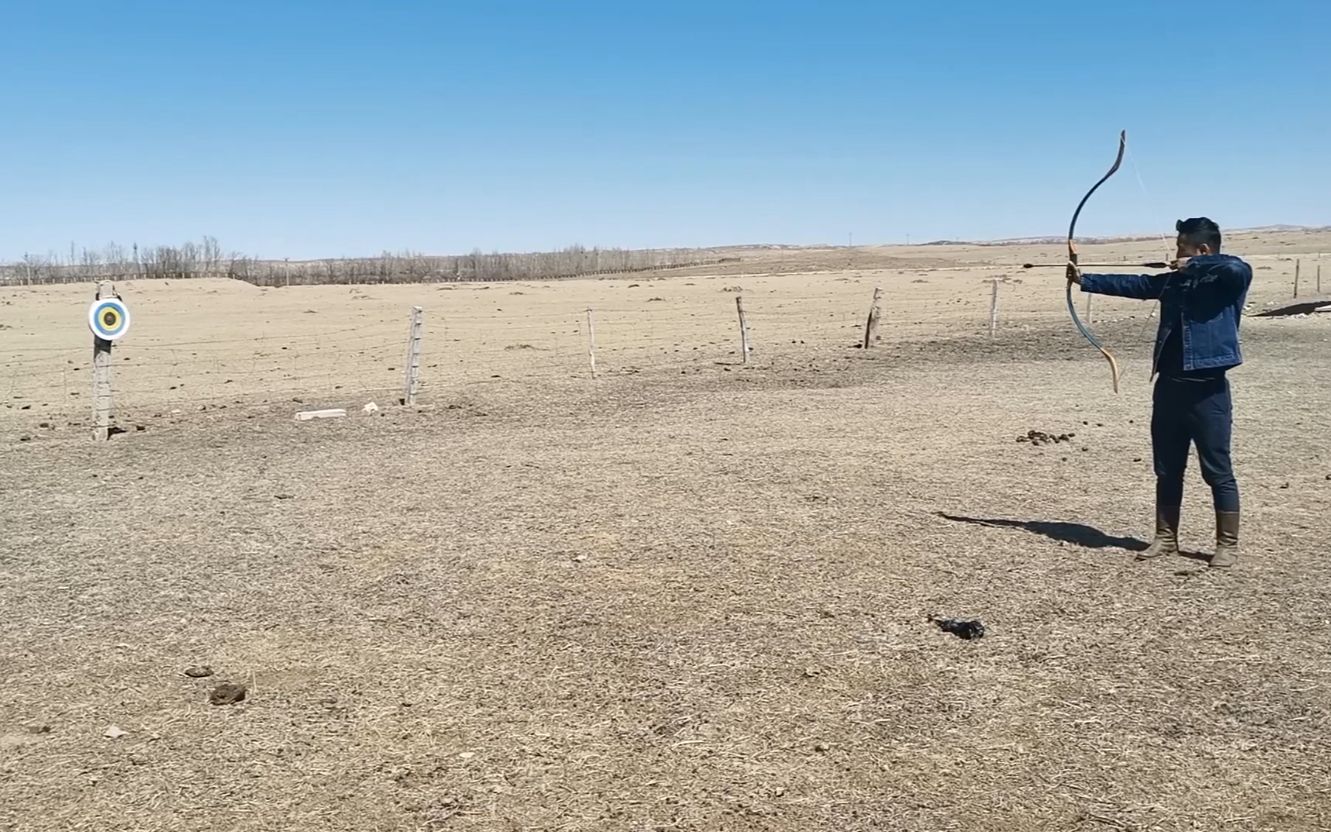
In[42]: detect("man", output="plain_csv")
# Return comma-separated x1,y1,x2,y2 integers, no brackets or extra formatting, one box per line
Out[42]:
1068,218,1253,568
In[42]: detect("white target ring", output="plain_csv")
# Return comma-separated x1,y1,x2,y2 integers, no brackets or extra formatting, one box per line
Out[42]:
88,298,131,341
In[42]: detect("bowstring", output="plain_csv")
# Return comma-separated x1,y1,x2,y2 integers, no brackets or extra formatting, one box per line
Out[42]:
1125,143,1171,368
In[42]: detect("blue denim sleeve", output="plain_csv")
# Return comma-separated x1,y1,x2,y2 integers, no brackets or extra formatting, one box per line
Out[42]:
1079,272,1171,300
1192,262,1251,297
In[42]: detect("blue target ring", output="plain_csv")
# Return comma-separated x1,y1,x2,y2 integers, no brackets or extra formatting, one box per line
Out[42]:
88,298,131,341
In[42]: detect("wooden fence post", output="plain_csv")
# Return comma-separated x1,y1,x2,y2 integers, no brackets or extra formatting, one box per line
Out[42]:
989,279,1000,337
736,295,751,363
401,306,424,405
863,287,883,348
92,281,114,440
1317,255,1322,295
1294,259,1300,298
586,308,598,378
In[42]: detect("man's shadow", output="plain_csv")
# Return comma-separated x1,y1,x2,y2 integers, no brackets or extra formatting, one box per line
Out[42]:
937,512,1148,552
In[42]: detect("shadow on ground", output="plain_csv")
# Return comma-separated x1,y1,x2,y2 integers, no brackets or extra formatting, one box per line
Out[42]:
938,512,1148,552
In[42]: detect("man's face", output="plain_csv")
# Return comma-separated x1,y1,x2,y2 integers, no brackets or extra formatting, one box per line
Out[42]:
1176,235,1209,259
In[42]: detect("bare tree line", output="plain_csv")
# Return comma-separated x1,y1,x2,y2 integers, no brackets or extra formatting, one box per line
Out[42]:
0,238,725,287
0,237,227,285
230,245,725,286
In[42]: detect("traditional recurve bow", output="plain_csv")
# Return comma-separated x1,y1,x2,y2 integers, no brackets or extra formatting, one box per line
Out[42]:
1066,130,1126,393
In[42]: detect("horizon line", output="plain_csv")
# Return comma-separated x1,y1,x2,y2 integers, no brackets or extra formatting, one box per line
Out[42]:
6,224,1329,267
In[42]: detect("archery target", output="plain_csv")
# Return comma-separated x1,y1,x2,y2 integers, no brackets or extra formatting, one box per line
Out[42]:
88,298,131,341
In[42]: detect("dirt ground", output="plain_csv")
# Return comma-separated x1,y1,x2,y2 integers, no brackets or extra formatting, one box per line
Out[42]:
2,231,1330,831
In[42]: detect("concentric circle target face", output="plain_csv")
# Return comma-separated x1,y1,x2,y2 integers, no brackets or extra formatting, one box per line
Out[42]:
88,298,131,341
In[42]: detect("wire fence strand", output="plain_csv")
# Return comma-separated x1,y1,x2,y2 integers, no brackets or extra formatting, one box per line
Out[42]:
2,275,1158,432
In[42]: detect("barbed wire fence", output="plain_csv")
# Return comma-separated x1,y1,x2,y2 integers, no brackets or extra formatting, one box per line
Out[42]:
2,329,405,431
0,269,1188,438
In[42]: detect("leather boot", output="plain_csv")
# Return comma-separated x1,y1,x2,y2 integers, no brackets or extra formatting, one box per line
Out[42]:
1210,510,1240,568
1136,505,1181,560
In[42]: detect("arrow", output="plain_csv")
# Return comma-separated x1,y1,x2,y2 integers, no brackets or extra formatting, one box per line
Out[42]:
1022,261,1173,270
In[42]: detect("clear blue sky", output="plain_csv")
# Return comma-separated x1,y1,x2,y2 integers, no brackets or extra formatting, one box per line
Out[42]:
2,0,1328,261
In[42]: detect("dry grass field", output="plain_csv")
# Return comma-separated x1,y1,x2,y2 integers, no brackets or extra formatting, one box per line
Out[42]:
2,231,1330,831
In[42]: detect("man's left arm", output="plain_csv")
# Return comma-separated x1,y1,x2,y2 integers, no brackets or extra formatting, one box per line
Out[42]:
1075,270,1177,300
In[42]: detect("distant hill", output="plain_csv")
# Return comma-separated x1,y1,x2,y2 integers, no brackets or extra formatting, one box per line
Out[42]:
918,225,1331,248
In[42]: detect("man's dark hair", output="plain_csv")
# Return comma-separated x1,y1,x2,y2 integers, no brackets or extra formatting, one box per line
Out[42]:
1176,217,1222,252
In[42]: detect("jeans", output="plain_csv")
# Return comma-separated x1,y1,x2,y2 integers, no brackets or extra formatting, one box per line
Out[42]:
1152,374,1240,512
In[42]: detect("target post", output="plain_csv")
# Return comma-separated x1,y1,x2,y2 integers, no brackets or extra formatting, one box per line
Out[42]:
88,282,130,440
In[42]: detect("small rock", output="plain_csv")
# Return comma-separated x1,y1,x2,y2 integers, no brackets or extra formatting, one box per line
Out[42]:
814,742,830,753
209,683,248,706
18,435,31,442
105,725,129,739
802,667,822,678
184,665,214,678
362,402,380,414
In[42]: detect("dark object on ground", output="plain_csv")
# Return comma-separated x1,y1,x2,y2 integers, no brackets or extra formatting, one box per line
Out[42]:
930,615,986,640
184,665,214,678
1255,299,1330,317
209,682,247,705
1017,430,1074,447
